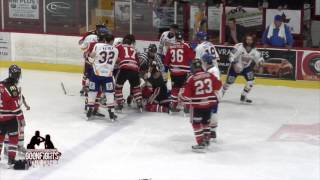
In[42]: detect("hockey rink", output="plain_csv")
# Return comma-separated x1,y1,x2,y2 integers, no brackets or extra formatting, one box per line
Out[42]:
0,69,319,180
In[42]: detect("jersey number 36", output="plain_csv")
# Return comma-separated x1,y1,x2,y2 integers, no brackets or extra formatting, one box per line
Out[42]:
170,49,183,63
195,79,213,95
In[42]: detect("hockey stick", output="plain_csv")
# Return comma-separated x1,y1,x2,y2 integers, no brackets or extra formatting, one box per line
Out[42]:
60,82,75,96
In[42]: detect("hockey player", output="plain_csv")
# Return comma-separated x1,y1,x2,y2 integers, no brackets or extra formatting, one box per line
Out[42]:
222,34,264,103
142,60,170,113
120,44,166,107
86,32,118,121
164,31,195,111
115,34,143,111
201,54,221,141
3,80,30,158
158,24,179,56
0,65,25,166
195,32,220,65
79,24,108,96
195,32,221,139
181,59,222,152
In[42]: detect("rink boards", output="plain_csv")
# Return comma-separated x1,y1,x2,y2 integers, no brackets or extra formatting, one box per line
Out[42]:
0,60,319,89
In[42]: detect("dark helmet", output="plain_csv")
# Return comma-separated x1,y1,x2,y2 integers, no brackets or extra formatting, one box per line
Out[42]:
148,44,157,53
123,34,136,45
104,33,115,43
191,59,203,73
95,24,106,31
96,27,109,41
8,64,21,83
175,31,183,41
196,31,208,41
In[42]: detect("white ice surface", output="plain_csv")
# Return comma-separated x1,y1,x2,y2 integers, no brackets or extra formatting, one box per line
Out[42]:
0,69,319,180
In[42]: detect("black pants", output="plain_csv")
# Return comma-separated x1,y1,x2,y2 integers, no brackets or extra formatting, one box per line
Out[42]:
0,119,18,136
116,69,140,87
191,108,212,124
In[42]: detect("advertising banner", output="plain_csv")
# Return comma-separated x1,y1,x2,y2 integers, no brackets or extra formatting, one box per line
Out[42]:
46,0,76,23
265,9,301,34
297,51,320,81
9,0,39,19
208,6,221,31
0,32,12,61
256,49,296,80
225,6,263,31
216,46,297,80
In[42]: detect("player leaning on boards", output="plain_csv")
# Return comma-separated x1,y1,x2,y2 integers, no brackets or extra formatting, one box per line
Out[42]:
181,59,222,152
222,34,264,103
86,31,118,121
0,65,26,167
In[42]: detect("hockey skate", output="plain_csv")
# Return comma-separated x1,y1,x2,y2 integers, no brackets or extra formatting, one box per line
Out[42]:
136,100,143,113
108,109,117,122
80,89,85,96
93,109,105,118
240,95,252,103
86,108,93,120
210,131,217,142
192,143,206,153
126,95,133,107
7,157,15,168
115,104,124,113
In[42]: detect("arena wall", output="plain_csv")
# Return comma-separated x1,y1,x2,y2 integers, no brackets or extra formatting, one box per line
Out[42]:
0,32,319,89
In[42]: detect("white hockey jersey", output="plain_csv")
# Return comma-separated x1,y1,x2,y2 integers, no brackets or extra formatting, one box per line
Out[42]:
158,31,176,55
229,43,264,71
195,41,220,62
207,66,220,81
79,34,98,51
89,43,119,77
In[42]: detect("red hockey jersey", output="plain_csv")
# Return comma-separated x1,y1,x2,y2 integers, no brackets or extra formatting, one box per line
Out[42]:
116,44,140,72
182,71,222,109
164,42,195,76
0,81,23,122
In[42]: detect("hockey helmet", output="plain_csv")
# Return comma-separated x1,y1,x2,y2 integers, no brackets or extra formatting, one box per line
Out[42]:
196,31,208,41
148,44,157,53
191,59,203,73
8,64,21,83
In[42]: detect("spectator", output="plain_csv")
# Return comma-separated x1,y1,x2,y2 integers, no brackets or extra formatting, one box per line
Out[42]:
224,18,246,45
262,15,293,48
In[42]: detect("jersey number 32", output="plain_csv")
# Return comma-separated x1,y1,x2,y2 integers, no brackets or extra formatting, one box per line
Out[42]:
99,51,115,64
